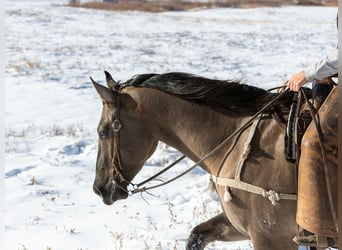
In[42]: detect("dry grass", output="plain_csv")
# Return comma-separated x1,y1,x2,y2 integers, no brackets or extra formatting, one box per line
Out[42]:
69,0,227,12
68,0,337,12
68,0,282,13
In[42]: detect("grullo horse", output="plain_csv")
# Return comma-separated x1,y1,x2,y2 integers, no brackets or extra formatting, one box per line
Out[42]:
91,71,301,250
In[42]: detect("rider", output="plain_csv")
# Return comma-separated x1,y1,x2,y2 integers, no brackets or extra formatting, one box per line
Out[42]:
287,49,337,92
287,48,338,248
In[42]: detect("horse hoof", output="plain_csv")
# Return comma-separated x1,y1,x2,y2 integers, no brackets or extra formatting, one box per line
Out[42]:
186,233,205,250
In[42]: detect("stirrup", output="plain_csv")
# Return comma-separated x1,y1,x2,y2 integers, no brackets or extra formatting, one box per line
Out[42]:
292,234,328,248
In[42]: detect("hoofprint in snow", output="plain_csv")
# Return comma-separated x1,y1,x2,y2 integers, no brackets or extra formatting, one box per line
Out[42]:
5,1,336,249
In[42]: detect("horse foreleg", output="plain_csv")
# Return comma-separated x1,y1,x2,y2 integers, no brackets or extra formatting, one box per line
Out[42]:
186,212,248,250
250,232,298,250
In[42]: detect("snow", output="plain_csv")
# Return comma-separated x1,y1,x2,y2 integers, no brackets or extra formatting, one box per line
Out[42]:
5,1,337,250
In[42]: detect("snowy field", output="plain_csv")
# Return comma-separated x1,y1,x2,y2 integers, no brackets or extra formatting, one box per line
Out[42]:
5,1,337,250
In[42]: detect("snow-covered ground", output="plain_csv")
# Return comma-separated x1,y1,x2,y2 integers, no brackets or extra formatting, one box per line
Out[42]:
5,1,337,249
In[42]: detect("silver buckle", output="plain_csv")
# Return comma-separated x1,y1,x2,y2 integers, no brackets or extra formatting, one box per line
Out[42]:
112,119,122,132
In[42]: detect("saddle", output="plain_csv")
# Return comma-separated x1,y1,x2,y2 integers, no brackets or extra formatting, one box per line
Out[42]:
285,77,336,162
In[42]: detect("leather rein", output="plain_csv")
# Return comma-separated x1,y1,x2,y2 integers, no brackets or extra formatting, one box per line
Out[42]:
110,85,291,197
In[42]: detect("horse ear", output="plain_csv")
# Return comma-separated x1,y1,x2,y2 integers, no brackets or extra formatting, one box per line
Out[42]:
90,77,116,104
90,77,137,110
104,71,119,90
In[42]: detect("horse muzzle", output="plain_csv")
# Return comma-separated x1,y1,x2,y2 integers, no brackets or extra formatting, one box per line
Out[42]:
93,181,128,205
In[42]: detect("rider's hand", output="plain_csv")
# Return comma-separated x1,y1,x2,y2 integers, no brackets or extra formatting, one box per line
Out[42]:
287,71,307,92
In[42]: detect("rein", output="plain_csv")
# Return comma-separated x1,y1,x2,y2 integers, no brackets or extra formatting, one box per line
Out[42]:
111,85,291,196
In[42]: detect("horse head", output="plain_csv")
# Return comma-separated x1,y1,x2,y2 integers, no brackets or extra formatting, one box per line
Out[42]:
91,72,158,205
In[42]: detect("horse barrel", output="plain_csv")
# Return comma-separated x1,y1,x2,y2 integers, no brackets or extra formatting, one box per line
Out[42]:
296,85,338,238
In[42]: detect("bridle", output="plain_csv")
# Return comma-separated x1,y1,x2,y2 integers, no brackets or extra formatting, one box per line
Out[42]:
109,87,138,194
109,85,291,197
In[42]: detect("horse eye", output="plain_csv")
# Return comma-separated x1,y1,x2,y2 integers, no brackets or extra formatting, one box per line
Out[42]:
99,130,109,139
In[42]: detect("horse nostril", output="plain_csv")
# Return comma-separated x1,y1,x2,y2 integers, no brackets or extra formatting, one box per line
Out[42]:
93,185,102,198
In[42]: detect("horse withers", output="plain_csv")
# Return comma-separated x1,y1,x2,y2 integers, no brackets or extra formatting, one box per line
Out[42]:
91,71,300,250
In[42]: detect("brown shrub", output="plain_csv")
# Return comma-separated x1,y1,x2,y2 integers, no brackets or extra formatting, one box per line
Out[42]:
69,0,332,13
69,1,219,12
68,0,337,13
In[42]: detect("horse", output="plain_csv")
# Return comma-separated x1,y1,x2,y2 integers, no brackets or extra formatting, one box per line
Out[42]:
90,71,301,250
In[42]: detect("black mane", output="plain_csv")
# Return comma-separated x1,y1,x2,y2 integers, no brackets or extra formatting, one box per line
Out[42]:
123,72,293,115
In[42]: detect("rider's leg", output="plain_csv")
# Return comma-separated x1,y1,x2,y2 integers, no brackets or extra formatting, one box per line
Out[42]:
293,86,338,247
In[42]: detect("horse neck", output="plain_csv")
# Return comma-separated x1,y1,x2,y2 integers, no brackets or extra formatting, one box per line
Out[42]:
133,88,247,173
